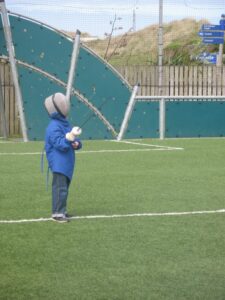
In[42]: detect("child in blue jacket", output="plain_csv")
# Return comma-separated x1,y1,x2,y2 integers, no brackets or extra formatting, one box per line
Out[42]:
44,92,82,223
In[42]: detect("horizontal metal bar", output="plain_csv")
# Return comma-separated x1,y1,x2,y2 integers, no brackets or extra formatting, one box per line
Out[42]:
136,95,225,101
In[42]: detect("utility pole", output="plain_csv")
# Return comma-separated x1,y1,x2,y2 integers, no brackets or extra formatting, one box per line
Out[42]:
216,15,225,67
132,9,136,31
217,43,223,67
158,0,165,139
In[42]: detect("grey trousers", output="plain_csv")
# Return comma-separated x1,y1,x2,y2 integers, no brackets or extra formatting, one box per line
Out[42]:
52,172,70,216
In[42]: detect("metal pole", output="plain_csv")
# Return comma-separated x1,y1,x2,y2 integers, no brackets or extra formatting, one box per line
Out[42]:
158,0,165,139
216,43,223,94
66,29,81,104
135,95,225,100
0,0,28,141
216,43,223,67
117,84,139,141
0,74,8,138
217,15,225,67
132,9,136,31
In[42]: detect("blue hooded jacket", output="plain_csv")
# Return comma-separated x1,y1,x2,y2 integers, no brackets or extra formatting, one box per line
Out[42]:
45,112,82,181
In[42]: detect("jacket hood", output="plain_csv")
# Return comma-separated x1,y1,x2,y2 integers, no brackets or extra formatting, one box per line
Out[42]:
50,112,68,123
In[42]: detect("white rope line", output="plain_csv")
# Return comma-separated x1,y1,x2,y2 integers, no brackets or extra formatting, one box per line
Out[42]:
112,140,184,150
0,209,225,224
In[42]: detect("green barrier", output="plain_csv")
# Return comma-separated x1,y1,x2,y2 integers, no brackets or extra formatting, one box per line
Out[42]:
1,14,131,140
0,18,7,56
18,66,115,140
2,14,225,139
125,102,159,139
166,101,225,137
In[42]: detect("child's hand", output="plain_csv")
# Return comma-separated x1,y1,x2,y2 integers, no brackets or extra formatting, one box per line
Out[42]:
72,141,80,150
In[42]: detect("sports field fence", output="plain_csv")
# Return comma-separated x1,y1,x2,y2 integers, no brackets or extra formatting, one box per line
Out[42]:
1,62,225,137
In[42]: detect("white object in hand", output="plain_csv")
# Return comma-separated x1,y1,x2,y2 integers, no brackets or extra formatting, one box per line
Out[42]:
65,126,82,141
72,127,82,136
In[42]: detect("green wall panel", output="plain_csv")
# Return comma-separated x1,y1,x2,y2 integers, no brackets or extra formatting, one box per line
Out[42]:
2,13,225,140
18,66,114,140
0,15,7,56
166,101,225,137
6,13,131,140
74,49,129,132
125,102,159,138
10,15,72,82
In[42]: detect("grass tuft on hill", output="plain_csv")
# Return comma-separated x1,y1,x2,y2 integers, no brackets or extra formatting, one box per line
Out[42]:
81,18,219,66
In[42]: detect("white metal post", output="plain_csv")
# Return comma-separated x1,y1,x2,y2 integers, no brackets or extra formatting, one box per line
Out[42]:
117,84,139,141
0,75,8,138
217,15,225,67
66,29,81,104
159,97,165,139
0,0,28,141
158,0,165,140
216,43,224,67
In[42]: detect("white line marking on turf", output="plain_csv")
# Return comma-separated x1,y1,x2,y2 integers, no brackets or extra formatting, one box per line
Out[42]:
0,147,182,155
0,152,42,155
0,209,225,224
111,140,184,150
0,140,23,143
78,148,177,153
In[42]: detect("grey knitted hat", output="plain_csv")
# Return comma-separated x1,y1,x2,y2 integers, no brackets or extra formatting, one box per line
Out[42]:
44,93,70,117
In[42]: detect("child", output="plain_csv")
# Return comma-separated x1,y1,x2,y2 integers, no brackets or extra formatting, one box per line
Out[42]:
44,92,82,223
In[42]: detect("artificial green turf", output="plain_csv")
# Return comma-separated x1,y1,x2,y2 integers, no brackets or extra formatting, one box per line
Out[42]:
0,138,225,299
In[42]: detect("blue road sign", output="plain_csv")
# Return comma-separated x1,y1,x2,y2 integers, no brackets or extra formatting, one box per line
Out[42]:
197,53,217,64
208,55,217,64
202,24,223,31
198,31,224,37
220,19,225,29
203,37,224,44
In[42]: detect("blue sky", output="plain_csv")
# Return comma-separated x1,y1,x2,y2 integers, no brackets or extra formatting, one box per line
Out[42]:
5,0,225,37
